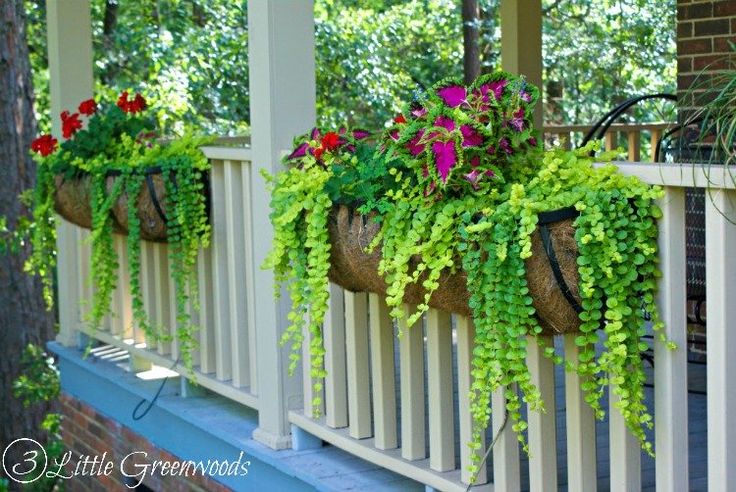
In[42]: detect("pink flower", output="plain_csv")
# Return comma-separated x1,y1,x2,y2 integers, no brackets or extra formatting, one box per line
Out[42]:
464,169,482,190
411,106,427,118
499,137,513,154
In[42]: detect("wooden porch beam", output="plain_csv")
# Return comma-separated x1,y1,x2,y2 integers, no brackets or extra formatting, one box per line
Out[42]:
500,0,543,130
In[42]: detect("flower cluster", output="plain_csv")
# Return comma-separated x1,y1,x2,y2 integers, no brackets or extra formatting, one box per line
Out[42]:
117,91,147,114
286,127,370,166
380,72,540,197
31,92,149,160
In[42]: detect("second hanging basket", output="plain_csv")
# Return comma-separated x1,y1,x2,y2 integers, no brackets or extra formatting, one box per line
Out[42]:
327,205,583,335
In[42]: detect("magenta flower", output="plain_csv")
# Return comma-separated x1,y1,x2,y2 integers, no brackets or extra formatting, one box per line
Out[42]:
411,106,427,118
499,137,513,154
528,137,538,147
310,127,321,140
464,169,482,190
470,155,480,167
508,117,524,132
431,140,458,183
460,125,483,147
352,129,371,140
486,145,496,155
434,115,456,131
436,85,467,108
389,129,400,141
520,90,532,103
288,142,309,160
407,130,425,156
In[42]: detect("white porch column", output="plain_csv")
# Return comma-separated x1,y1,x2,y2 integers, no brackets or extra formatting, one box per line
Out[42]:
500,0,543,130
46,0,94,346
248,0,317,449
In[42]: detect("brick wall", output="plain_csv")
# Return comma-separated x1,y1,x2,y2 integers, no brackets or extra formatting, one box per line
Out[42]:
677,0,736,111
57,393,232,492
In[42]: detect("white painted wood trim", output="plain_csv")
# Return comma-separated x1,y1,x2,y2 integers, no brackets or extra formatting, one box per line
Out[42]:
595,161,736,189
197,248,216,374
201,146,252,162
456,316,486,484
369,294,398,450
152,243,172,355
324,284,348,429
706,189,736,492
609,382,641,492
493,386,521,492
210,160,233,381
223,160,250,388
564,334,597,492
654,187,689,492
527,336,557,492
344,291,372,439
289,412,469,492
426,309,456,472
399,305,426,461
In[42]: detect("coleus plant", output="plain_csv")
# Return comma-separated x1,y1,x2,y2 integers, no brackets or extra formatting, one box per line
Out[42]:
379,71,541,198
28,92,211,371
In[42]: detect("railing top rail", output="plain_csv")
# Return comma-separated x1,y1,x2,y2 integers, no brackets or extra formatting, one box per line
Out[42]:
596,161,736,189
201,145,253,162
545,122,675,133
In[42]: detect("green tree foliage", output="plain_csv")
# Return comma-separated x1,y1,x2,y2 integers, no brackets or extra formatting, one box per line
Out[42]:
540,0,677,125
25,0,675,132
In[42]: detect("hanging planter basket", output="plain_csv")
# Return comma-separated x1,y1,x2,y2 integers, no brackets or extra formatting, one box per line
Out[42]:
327,205,583,335
53,167,209,242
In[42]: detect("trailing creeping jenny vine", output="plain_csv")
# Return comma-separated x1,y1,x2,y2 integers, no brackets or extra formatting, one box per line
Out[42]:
29,93,211,371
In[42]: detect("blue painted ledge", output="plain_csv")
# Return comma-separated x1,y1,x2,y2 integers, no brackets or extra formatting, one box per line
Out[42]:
48,342,422,492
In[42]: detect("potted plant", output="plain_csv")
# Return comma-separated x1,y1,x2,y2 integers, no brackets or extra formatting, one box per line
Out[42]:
28,92,211,369
264,72,669,477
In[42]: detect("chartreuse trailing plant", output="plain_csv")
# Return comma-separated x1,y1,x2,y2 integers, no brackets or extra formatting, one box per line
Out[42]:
28,92,211,370
265,72,669,478
262,128,371,412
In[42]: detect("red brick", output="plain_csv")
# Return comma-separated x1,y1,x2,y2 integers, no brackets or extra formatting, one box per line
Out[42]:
679,37,713,54
695,18,732,36
732,18,736,33
713,35,736,52
678,56,693,73
714,1,736,16
678,21,694,38
678,2,713,20
693,53,732,70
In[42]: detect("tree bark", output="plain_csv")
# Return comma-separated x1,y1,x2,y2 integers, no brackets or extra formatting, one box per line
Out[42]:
0,0,55,472
462,0,481,85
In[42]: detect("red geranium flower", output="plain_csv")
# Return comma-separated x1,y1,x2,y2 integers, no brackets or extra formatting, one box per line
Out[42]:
30,134,58,157
393,114,407,124
313,146,325,160
78,99,97,116
321,131,340,151
117,91,147,113
61,111,82,139
117,91,130,111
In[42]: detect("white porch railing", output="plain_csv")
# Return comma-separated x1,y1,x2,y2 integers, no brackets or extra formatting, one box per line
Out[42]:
60,146,259,410
543,122,673,162
56,141,735,491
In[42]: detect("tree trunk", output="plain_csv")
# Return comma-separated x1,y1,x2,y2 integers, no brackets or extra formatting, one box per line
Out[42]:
0,0,55,473
462,0,481,84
